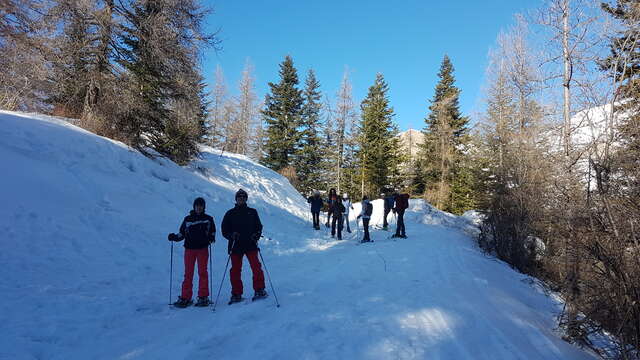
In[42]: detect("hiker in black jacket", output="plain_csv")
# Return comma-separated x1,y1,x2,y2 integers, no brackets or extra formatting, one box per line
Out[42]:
168,197,215,307
331,200,345,240
307,190,323,230
221,189,267,303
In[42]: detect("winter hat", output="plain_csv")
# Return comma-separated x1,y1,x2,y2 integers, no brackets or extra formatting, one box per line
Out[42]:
314,190,320,195
362,195,369,202
193,197,206,209
235,189,248,199
343,193,348,199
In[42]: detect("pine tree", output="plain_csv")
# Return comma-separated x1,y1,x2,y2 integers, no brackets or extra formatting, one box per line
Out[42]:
118,0,213,164
358,73,402,198
418,55,474,214
261,55,304,172
295,69,324,194
601,0,640,171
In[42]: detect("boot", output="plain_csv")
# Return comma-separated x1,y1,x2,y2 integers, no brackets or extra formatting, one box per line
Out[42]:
195,296,210,307
229,294,243,304
173,297,192,308
252,288,268,301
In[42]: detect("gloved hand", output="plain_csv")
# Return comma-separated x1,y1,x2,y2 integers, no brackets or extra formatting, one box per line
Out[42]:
168,233,179,242
251,233,261,244
208,234,215,244
357,215,361,220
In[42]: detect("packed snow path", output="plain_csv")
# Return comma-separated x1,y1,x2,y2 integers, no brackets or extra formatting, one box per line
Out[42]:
0,111,595,359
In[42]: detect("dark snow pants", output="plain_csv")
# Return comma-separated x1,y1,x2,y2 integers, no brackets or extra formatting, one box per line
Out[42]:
395,209,406,236
181,248,209,299
331,213,343,239
230,250,265,296
362,218,371,242
383,209,391,228
312,211,320,228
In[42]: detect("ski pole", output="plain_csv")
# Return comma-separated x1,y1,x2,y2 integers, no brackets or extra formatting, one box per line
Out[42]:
169,241,174,305
212,254,230,312
209,243,213,304
258,249,280,308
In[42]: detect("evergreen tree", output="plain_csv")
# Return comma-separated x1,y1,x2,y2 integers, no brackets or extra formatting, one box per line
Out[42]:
295,69,324,194
418,55,474,214
117,0,213,164
358,73,402,198
601,0,640,173
261,55,304,172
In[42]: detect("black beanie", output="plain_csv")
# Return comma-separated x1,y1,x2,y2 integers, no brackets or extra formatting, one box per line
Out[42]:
193,197,206,209
235,189,248,199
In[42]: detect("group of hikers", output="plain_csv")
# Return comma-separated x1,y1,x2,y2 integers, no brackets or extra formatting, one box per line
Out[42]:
167,189,267,308
166,187,410,309
307,188,410,243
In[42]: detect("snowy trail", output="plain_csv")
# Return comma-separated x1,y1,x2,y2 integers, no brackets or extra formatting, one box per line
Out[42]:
0,111,596,359
30,218,590,360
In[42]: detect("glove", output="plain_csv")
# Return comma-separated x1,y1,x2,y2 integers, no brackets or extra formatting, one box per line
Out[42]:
227,244,232,255
357,215,361,220
251,233,261,244
208,234,215,244
168,233,179,242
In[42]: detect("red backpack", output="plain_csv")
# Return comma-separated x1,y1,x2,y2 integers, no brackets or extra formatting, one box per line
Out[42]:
396,194,409,210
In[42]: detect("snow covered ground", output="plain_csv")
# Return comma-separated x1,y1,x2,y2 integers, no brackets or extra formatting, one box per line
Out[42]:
0,110,597,359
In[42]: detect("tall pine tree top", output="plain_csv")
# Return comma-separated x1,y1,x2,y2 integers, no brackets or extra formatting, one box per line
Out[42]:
261,55,304,171
601,1,640,104
359,73,401,196
425,55,467,137
295,69,324,193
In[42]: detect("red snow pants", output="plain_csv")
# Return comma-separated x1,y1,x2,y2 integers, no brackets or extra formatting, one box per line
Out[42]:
181,248,209,299
230,250,265,296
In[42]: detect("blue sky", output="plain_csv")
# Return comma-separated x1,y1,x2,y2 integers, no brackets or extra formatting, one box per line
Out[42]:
201,0,535,131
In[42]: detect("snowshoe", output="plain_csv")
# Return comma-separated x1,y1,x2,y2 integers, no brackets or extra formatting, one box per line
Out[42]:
391,234,400,238
194,296,210,307
252,289,268,301
400,235,408,239
228,294,244,305
173,297,193,308
346,229,351,233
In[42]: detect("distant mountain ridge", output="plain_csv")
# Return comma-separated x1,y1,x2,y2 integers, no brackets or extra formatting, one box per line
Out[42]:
397,128,424,159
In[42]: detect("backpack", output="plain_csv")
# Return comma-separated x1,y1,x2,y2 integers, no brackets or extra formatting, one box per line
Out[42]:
365,202,373,216
396,194,409,210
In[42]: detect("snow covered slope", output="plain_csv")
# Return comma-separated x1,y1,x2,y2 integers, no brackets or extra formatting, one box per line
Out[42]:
0,110,596,359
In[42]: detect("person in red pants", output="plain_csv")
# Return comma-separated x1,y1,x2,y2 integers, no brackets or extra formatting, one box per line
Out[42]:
221,189,267,303
168,197,216,308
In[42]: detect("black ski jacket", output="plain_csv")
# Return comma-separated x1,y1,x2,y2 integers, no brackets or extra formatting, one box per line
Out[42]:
307,196,323,212
221,204,263,254
177,211,216,249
